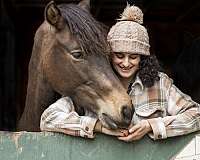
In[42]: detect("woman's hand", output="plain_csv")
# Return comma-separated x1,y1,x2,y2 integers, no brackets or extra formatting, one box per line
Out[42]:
94,120,128,137
118,120,152,142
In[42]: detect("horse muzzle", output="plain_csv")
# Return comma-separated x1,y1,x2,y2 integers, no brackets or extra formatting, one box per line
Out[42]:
101,113,118,129
101,106,134,129
121,105,134,127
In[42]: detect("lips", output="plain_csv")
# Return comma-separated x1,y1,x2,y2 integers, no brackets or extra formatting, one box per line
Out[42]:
119,66,133,72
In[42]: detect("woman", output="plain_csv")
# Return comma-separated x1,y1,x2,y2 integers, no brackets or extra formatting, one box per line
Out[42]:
40,5,200,141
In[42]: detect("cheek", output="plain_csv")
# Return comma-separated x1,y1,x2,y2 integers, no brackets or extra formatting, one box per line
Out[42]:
112,57,122,65
134,64,140,71
135,61,140,67
130,58,140,67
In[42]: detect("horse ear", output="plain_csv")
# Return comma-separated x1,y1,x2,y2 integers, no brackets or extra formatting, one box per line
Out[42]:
78,0,90,12
45,1,64,29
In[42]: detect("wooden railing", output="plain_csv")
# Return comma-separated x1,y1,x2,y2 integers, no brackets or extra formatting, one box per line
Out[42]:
0,131,197,160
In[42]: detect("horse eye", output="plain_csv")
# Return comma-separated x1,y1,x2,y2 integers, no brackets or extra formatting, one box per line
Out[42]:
71,50,83,59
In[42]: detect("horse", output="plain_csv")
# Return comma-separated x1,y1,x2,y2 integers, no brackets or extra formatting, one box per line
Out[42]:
17,0,133,131
172,34,200,103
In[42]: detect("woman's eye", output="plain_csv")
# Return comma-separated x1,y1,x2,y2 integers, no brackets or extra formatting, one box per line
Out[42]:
129,55,138,59
71,50,83,59
129,55,137,59
115,53,124,58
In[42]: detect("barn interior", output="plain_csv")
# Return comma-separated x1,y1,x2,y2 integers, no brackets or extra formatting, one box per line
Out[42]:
1,0,200,131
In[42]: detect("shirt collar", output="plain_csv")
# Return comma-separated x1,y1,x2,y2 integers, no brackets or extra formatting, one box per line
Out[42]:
131,74,144,91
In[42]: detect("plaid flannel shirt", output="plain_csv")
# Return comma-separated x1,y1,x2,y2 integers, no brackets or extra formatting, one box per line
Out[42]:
40,72,200,140
40,97,97,138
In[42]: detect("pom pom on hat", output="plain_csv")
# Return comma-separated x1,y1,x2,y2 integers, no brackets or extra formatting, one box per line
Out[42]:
119,4,143,24
107,4,150,56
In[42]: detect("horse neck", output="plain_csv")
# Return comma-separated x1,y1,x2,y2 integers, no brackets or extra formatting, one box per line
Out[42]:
18,24,59,131
18,60,58,131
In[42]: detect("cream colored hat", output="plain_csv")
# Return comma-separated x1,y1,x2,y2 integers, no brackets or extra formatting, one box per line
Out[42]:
107,4,150,55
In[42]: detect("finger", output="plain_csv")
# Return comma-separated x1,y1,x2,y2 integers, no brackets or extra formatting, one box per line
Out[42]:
134,123,149,135
118,127,145,142
118,134,143,142
102,128,124,137
119,129,129,137
137,127,145,133
118,132,137,142
119,129,138,141
128,123,134,129
130,134,143,141
132,129,148,140
129,124,141,133
133,130,147,140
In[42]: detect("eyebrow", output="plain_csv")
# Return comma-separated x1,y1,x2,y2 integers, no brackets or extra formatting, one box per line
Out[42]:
129,55,138,57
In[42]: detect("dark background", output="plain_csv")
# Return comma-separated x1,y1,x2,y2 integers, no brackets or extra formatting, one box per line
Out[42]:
1,0,200,131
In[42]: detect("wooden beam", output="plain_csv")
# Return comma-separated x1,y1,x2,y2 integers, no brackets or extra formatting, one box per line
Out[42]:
0,131,198,160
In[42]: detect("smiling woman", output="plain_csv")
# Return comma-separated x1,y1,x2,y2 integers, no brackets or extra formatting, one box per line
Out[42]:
111,53,140,78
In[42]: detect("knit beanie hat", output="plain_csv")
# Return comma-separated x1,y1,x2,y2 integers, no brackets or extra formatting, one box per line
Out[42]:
107,4,150,55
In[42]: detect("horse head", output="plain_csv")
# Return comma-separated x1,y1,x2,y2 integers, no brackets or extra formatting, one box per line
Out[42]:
18,0,133,131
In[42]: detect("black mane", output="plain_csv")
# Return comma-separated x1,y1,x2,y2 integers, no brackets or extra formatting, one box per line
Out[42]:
58,4,110,56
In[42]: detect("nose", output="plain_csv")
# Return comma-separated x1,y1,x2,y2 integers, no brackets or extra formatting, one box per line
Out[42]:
121,105,133,126
122,57,129,67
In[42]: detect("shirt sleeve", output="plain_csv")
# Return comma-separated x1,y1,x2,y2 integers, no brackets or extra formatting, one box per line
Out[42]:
148,76,200,140
40,97,98,139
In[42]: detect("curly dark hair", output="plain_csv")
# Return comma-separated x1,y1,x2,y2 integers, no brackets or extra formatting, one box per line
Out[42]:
138,55,161,88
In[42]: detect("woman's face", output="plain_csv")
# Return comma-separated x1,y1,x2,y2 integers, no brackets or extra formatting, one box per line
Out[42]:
111,52,141,79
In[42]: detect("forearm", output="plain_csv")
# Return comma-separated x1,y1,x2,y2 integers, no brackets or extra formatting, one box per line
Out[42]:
145,78,200,140
147,108,200,140
40,113,98,138
40,97,98,138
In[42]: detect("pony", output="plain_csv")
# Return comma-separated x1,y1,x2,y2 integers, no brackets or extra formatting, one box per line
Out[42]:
17,0,133,131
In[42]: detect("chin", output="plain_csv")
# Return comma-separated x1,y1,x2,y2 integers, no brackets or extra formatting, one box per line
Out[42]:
119,72,133,78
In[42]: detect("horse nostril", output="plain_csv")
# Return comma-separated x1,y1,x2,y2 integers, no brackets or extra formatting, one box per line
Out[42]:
121,106,133,124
